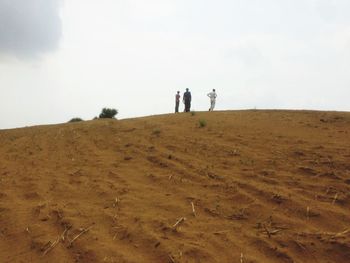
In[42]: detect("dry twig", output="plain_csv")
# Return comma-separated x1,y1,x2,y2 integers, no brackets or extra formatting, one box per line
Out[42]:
191,202,196,217
68,225,94,247
334,229,350,237
60,226,70,241
43,227,71,256
113,197,120,208
295,240,306,251
168,254,176,263
43,237,60,255
173,217,186,228
263,224,271,238
332,193,338,205
321,229,350,239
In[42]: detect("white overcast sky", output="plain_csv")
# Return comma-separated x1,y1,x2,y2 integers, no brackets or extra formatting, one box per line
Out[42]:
0,0,350,129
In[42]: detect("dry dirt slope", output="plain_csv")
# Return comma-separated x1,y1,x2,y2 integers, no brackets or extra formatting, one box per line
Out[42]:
0,110,349,263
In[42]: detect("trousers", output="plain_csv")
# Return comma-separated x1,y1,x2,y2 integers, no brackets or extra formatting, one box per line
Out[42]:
184,100,191,112
209,100,216,111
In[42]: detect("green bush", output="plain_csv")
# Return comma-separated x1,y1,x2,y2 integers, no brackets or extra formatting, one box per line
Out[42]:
68,117,83,123
199,119,207,128
99,108,118,119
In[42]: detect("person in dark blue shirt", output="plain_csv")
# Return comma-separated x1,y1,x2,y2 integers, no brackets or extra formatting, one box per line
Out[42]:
183,88,192,112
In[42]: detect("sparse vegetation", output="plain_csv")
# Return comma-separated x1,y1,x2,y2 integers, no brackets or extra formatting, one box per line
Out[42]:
191,111,196,116
99,108,118,119
152,129,161,136
199,119,207,128
68,117,83,123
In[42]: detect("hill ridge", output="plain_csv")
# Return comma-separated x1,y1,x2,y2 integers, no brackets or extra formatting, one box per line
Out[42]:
0,110,349,262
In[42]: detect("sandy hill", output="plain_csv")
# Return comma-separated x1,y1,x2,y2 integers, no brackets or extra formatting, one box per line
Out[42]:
0,110,349,263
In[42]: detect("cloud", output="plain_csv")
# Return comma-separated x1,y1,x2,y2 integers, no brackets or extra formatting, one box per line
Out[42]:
0,0,62,57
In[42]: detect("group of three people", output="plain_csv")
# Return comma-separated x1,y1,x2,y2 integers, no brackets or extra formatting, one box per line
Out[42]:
175,88,217,113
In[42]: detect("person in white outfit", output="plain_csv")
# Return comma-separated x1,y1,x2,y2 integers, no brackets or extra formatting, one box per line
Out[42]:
207,89,217,111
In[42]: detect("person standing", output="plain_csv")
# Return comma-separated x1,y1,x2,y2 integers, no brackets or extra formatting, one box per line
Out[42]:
183,88,192,112
207,89,217,111
175,91,181,113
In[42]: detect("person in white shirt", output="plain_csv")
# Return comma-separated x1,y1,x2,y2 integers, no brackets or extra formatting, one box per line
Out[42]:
207,89,217,111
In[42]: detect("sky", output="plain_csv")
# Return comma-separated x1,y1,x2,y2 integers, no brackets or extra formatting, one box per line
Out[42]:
0,0,350,129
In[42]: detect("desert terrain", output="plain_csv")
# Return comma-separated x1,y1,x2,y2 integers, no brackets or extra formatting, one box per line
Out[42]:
0,110,349,263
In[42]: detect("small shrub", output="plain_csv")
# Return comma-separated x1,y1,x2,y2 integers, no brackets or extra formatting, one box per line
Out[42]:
152,129,161,136
191,111,196,116
99,108,118,119
199,119,207,128
68,117,83,123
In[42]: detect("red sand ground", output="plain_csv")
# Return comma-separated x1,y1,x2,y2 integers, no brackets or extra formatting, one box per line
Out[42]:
0,110,349,263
